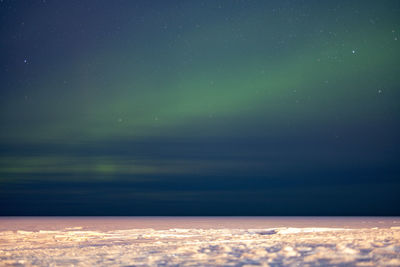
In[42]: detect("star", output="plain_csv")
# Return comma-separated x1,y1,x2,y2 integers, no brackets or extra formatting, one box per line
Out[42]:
352,50,356,54
378,89,383,94
23,59,28,64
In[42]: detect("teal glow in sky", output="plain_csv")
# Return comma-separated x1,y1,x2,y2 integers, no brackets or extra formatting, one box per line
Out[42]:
0,0,399,215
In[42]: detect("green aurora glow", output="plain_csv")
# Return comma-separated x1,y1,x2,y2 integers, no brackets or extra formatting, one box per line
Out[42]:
0,0,399,215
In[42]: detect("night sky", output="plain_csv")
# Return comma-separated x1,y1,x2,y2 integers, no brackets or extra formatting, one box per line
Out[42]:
1,0,399,215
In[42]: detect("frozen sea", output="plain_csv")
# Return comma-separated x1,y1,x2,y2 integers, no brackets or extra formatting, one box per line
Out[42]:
0,217,399,266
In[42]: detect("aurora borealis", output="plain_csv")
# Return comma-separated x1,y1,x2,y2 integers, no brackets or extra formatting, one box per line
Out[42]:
1,0,399,215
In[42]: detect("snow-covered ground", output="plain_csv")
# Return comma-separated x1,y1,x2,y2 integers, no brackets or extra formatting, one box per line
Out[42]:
1,219,400,266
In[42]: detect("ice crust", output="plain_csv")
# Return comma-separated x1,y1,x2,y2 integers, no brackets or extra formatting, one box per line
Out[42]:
1,227,399,266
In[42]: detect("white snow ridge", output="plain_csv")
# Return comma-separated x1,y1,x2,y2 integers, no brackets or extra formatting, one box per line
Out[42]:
1,226,400,266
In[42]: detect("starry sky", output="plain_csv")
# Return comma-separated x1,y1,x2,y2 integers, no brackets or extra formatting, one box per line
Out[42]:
1,0,399,215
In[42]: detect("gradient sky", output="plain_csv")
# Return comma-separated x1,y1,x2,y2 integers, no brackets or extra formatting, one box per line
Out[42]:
1,0,399,215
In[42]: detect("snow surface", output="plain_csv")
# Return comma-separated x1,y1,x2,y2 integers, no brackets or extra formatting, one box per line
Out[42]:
1,225,400,266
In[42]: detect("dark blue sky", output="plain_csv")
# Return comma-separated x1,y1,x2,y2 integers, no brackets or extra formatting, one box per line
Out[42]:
1,0,399,215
